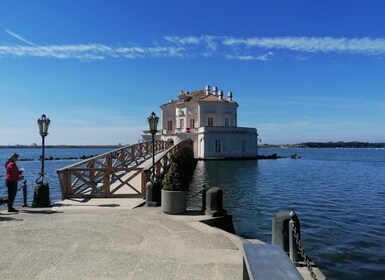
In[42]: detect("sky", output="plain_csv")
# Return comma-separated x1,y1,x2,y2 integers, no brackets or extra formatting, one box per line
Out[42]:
1,0,385,145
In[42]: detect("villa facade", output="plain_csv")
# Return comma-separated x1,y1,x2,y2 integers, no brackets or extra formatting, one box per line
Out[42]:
144,85,258,159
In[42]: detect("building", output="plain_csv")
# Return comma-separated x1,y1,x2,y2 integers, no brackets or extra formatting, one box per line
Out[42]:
144,85,258,159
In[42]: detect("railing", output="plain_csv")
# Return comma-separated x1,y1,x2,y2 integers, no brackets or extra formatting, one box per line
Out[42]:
57,141,172,199
57,140,193,200
145,139,193,186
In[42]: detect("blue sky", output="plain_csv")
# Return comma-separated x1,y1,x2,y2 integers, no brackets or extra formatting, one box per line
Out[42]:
1,0,385,145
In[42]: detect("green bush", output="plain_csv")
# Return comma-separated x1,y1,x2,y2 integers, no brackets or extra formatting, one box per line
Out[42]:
162,147,196,191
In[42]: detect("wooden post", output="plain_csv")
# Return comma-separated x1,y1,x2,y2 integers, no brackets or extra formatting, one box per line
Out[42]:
141,170,148,195
66,170,71,198
104,156,112,197
89,160,95,184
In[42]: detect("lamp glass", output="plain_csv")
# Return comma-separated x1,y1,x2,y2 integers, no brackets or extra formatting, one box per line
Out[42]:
37,114,51,136
147,112,159,132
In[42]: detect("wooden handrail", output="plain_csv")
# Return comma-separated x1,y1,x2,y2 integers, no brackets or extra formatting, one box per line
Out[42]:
56,140,193,199
57,141,173,199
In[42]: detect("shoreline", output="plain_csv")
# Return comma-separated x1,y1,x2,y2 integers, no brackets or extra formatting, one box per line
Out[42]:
0,145,121,149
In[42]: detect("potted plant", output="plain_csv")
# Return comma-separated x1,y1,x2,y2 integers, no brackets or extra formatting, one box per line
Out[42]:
161,147,191,214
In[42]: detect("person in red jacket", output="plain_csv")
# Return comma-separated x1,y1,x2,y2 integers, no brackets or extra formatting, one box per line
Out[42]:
4,153,23,213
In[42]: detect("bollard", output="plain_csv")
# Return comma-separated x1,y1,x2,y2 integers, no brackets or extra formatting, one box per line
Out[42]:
32,182,51,208
21,179,28,207
289,211,300,262
205,187,227,217
201,183,206,214
146,181,161,207
272,211,302,260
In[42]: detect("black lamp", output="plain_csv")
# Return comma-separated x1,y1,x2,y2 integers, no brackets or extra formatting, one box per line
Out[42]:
32,114,51,208
147,112,159,181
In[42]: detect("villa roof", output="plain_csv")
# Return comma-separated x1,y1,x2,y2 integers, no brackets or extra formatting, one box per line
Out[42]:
160,88,238,108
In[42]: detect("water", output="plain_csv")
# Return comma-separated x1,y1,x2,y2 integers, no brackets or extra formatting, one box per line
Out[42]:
189,148,385,280
1,147,384,279
0,147,112,204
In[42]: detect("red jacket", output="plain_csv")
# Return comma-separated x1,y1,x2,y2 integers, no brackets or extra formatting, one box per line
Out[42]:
5,161,21,182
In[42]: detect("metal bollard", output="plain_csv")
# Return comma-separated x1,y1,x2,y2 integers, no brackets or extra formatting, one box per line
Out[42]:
272,210,302,261
272,211,291,252
146,181,161,207
205,187,227,217
289,211,300,262
21,178,29,207
201,183,206,213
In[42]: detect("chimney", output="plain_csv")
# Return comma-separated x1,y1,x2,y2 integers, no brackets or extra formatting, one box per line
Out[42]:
227,92,233,101
218,90,223,100
205,85,210,95
213,86,218,96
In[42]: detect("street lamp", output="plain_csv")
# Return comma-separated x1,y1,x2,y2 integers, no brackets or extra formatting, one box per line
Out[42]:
32,114,51,208
147,112,159,182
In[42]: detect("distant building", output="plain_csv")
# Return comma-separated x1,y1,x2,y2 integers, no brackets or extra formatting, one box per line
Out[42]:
143,85,258,159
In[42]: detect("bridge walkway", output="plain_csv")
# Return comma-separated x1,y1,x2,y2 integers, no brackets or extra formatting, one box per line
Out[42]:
57,140,193,200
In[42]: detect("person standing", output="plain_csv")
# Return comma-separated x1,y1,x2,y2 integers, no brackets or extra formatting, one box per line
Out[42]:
4,153,23,213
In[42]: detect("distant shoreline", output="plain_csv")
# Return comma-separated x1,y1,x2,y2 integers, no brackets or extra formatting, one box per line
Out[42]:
0,145,121,149
259,141,385,149
2,141,385,149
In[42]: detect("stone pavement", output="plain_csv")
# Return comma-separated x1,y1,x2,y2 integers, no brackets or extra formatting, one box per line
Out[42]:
0,200,250,280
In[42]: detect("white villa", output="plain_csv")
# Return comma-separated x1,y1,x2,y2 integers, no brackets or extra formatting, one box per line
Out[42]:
144,85,258,159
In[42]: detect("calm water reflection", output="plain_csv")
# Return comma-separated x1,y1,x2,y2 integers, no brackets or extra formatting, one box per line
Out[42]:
189,148,385,280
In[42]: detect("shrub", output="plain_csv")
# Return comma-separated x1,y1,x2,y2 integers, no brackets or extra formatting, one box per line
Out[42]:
162,147,196,191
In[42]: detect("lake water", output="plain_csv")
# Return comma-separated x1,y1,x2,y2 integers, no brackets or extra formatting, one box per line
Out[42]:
1,147,384,280
189,148,385,280
0,147,112,204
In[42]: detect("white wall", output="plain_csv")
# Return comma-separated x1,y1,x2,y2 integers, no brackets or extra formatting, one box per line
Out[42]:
197,127,258,159
198,102,237,127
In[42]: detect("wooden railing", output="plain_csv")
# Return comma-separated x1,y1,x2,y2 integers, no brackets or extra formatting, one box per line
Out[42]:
56,139,193,199
57,141,171,199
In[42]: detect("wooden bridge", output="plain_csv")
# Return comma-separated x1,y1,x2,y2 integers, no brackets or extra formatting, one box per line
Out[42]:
57,139,193,199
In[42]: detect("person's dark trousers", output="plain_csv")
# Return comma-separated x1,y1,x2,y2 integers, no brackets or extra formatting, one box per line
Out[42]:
6,181,18,210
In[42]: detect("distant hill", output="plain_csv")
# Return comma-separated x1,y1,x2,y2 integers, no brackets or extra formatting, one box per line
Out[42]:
300,141,385,148
259,142,385,148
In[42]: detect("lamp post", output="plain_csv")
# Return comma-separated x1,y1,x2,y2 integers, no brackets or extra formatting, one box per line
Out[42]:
32,114,51,208
147,112,159,182
146,112,160,207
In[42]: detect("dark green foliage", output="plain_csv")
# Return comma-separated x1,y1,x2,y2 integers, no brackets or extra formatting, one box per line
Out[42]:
162,147,196,191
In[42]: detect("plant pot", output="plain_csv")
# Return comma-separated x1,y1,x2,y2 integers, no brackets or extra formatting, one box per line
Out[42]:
161,189,187,215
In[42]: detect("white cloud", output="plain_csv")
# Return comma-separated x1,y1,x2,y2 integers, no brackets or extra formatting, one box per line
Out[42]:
256,52,275,61
222,36,385,55
163,35,200,45
4,28,38,46
3,29,385,61
225,54,257,60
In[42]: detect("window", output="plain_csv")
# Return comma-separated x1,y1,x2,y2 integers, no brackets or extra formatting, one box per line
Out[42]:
167,121,173,131
208,117,214,127
225,118,229,127
242,140,246,153
190,119,195,129
180,119,184,129
215,140,221,153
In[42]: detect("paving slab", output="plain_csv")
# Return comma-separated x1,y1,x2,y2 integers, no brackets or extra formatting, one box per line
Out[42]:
0,198,325,280
0,204,244,280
